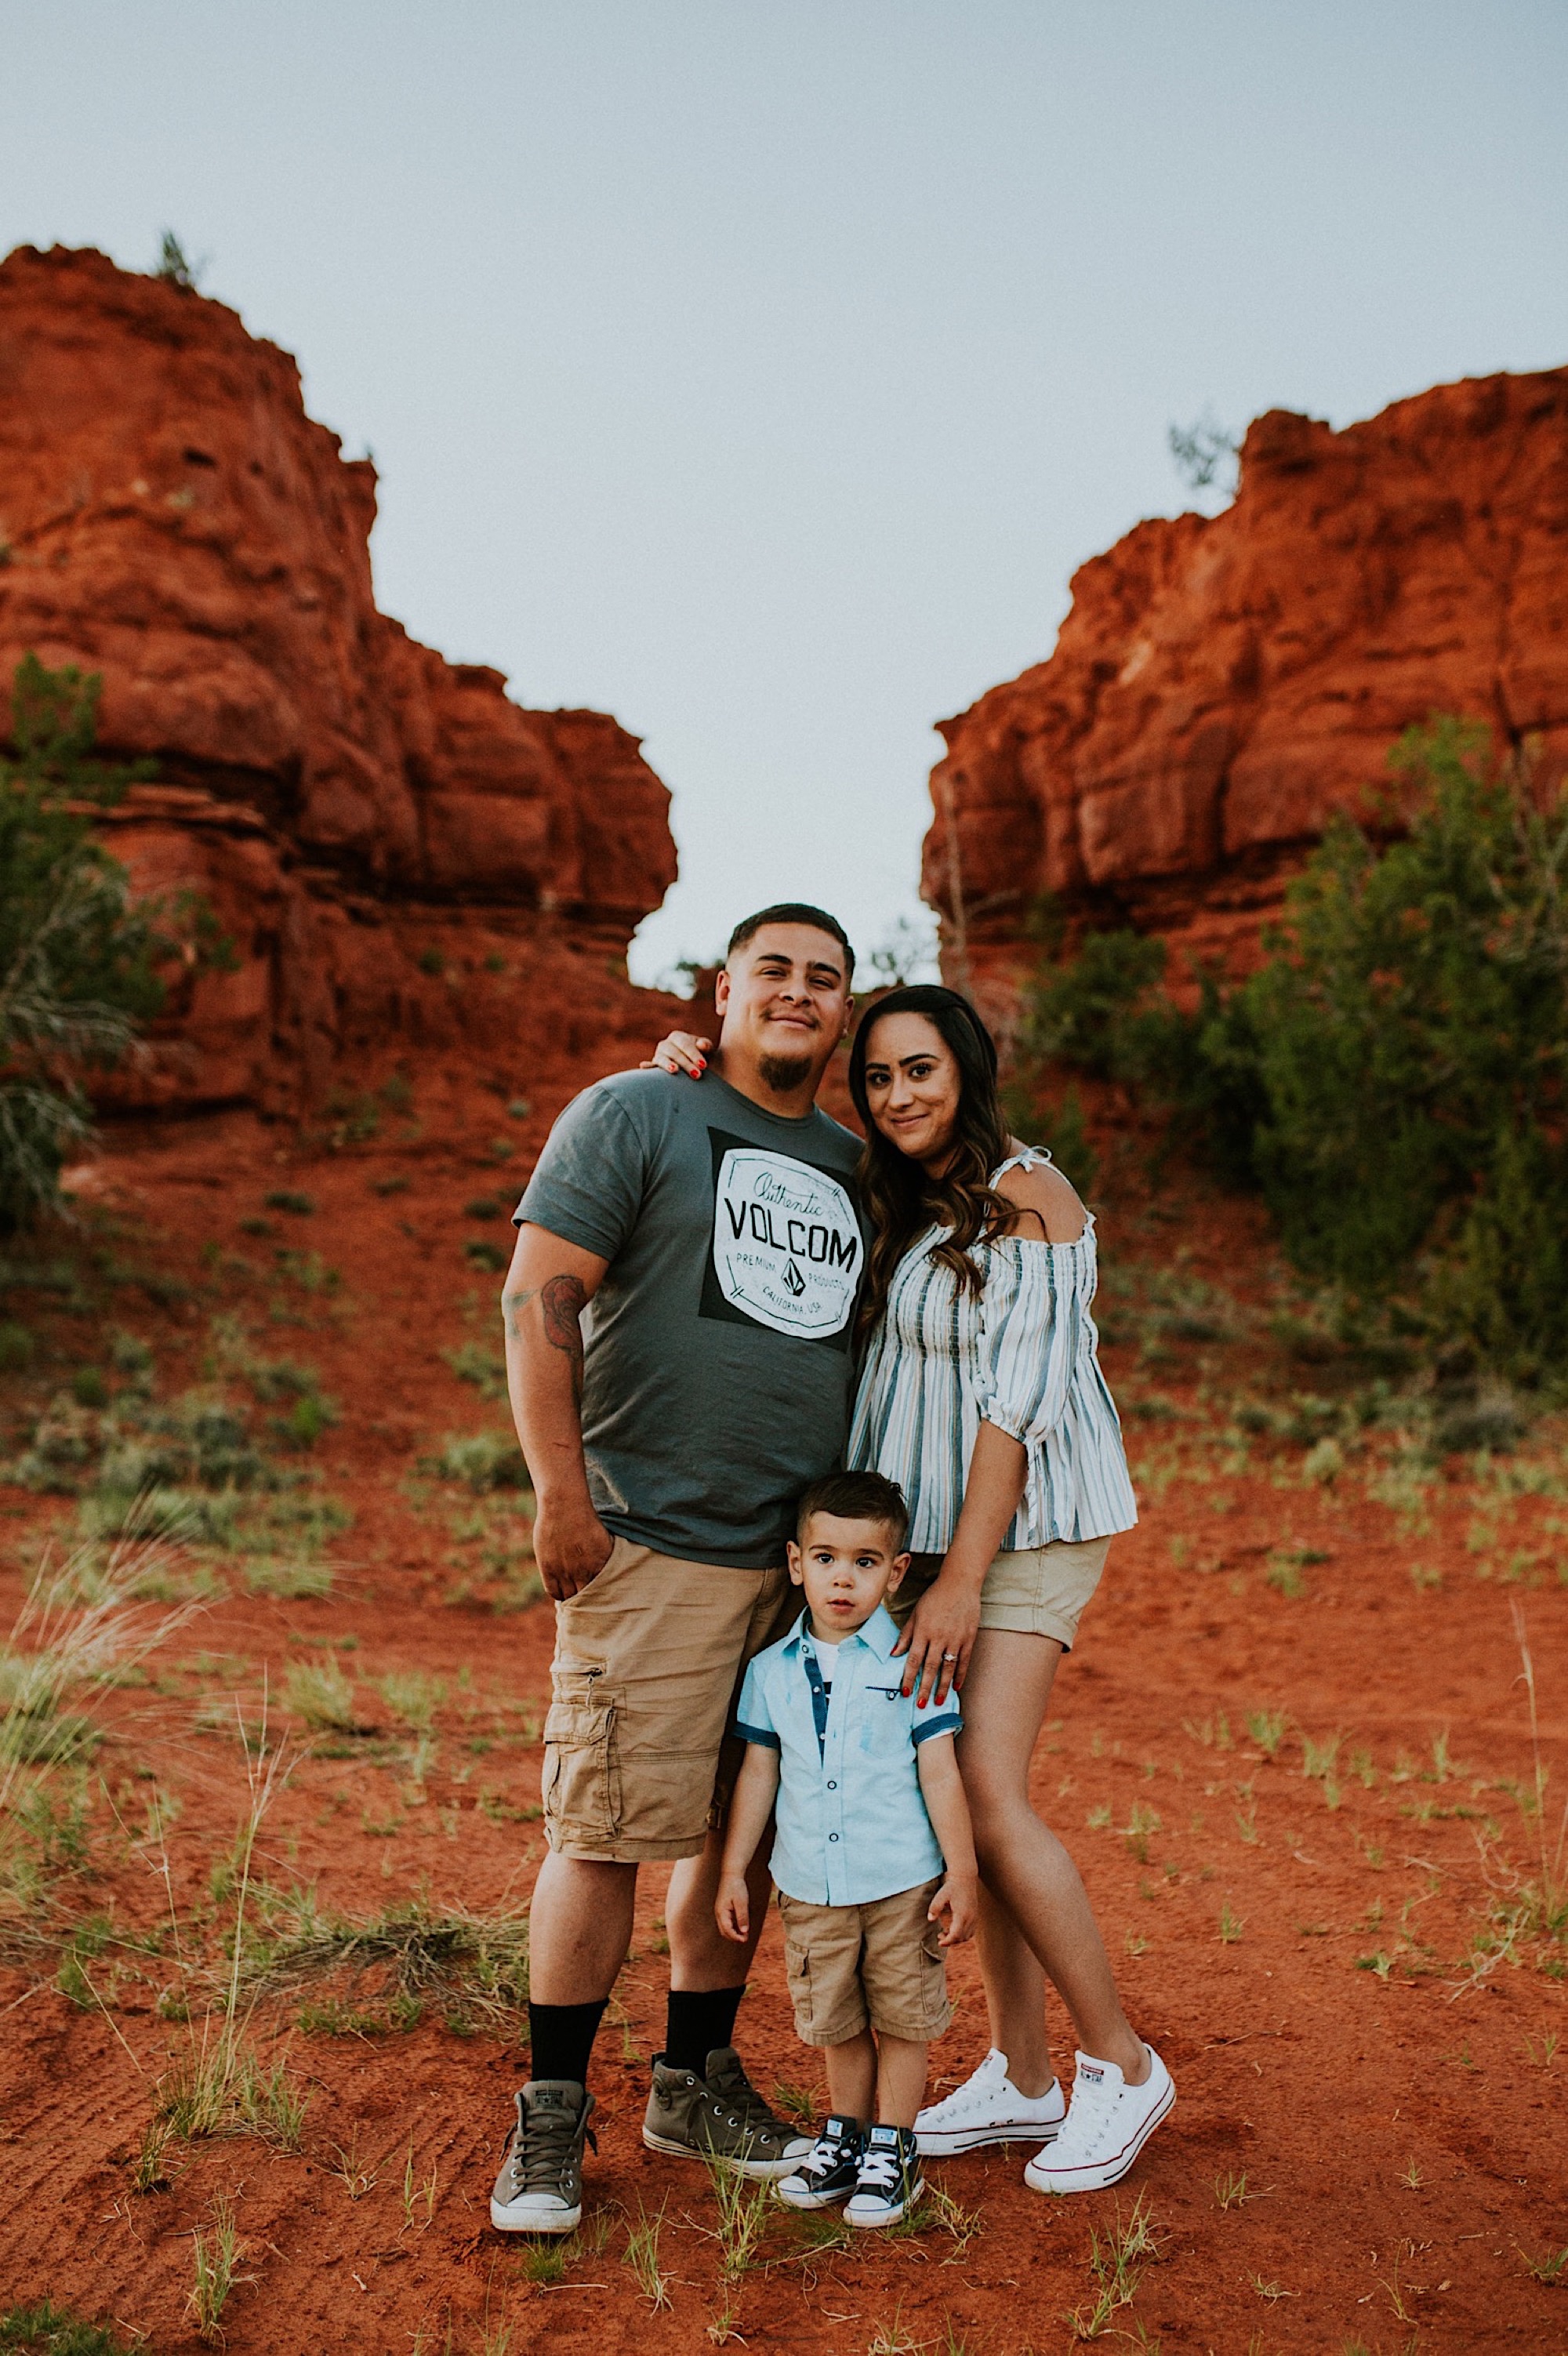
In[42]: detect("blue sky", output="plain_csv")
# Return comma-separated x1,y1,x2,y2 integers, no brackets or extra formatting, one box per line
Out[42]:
5,2,1565,980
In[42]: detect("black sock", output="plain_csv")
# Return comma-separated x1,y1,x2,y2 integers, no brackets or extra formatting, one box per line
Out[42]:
663,1984,746,2075
527,1999,607,2089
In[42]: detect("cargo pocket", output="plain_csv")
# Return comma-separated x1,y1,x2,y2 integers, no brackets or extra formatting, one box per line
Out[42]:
541,1665,622,1849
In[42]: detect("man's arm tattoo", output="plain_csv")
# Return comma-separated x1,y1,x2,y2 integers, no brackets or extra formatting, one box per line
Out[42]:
501,1285,535,1345
541,1272,588,1404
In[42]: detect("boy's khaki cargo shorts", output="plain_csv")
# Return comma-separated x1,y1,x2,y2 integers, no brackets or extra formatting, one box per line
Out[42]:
778,1879,951,2046
542,1535,793,1863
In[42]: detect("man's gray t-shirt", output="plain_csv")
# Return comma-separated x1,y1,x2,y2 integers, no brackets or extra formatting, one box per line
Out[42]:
514,1069,864,1567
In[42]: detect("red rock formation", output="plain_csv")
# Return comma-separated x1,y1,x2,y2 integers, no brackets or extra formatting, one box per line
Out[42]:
0,243,677,1108
925,370,1568,1004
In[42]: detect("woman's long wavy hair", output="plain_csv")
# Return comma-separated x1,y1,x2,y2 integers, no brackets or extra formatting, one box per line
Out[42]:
848,985,1014,1338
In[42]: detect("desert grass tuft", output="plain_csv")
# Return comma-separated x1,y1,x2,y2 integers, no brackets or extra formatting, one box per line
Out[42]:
188,2194,252,2340
243,1893,528,2029
0,2303,134,2354
1066,2191,1163,2340
623,2195,672,2310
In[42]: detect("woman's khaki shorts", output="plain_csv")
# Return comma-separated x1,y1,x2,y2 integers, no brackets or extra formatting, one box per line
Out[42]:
542,1536,792,1864
893,1535,1111,1650
778,1880,951,2047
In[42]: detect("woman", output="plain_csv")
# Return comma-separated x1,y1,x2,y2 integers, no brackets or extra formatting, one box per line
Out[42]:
648,985,1171,2194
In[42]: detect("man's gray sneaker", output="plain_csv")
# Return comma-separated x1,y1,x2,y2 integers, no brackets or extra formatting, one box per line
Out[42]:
643,2045,813,2180
490,2080,596,2234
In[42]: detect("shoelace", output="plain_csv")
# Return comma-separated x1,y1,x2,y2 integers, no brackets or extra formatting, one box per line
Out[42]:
801,2133,853,2181
708,2064,786,2144
1054,2078,1115,2160
514,2106,593,2191
926,2054,1007,2119
857,2146,902,2193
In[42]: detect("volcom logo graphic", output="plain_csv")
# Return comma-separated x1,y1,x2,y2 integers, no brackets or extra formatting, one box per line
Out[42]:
710,1146,859,1338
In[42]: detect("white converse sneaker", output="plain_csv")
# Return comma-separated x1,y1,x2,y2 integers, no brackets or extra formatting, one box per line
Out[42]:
1022,2047,1174,2195
915,2047,1067,2155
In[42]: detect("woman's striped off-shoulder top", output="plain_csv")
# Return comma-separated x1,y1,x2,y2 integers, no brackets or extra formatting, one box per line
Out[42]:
847,1149,1138,1553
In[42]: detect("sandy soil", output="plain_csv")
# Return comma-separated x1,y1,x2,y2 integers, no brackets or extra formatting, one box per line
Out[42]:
0,1080,1563,2356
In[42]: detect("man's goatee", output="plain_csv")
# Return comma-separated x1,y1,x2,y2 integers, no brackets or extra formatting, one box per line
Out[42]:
759,1053,813,1095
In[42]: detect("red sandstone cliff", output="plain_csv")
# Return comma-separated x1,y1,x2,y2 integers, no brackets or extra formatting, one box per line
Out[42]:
924,371,1568,1000
0,243,678,1109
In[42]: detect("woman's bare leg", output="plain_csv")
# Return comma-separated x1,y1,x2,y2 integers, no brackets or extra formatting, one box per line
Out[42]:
975,1879,1054,2096
959,1628,1146,2082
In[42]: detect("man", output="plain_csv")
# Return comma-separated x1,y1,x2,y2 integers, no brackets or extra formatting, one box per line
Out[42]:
491,903,865,2234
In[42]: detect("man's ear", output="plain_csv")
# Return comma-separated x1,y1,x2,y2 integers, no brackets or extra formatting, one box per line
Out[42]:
884,1549,912,1595
786,1539,804,1585
839,993,855,1041
713,966,732,1018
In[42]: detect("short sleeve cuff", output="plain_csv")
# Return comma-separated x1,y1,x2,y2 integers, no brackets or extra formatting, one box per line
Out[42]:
913,1712,961,1745
735,1721,780,1750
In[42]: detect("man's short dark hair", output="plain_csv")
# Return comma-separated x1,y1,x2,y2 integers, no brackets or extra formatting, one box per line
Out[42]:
796,1468,908,1548
727,903,855,981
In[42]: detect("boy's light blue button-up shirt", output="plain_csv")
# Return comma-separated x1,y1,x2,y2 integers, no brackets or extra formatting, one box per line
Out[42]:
735,1603,961,1907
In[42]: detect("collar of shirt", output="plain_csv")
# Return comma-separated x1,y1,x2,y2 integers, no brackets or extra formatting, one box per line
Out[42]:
780,1602,901,1664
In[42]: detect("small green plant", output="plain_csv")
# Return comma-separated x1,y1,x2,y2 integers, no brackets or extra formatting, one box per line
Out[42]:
1066,2191,1163,2339
430,1431,526,1491
0,2304,133,2354
263,1190,314,1216
463,1239,509,1272
188,2194,250,2340
1218,1903,1243,1944
379,1671,446,1730
1214,2167,1249,2209
624,2196,672,2310
1247,1708,1287,1759
703,2154,772,2340
1521,2243,1568,2285
1399,2157,1423,2188
401,2139,439,2230
282,1659,358,1731
1122,1800,1161,1862
417,946,445,975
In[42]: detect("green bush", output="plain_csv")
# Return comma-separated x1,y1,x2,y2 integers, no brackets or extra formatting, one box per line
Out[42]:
0,659,165,1228
1016,720,1568,1379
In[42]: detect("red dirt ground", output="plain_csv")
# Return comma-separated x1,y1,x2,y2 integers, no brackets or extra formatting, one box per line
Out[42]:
0,1076,1563,2356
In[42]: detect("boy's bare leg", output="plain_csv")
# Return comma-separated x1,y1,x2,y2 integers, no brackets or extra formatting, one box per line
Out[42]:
873,2034,928,2129
528,1853,638,2004
824,2031,877,2121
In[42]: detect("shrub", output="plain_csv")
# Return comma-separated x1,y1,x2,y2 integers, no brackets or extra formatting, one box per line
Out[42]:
0,659,165,1229
431,1432,525,1491
1014,721,1568,1381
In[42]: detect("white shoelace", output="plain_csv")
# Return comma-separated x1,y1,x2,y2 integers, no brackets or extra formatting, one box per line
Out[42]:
1054,2073,1116,2158
922,2049,1010,2121
858,2146,901,2191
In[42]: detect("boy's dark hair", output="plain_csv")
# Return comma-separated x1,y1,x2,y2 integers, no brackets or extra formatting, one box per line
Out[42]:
727,902,855,981
796,1468,908,1548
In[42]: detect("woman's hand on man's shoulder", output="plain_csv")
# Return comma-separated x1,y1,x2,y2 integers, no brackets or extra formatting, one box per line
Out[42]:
996,1150,1087,1243
640,1030,712,1077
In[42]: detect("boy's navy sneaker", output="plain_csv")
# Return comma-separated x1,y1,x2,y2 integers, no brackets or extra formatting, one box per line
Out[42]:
776,2115,864,2209
845,2122,925,2228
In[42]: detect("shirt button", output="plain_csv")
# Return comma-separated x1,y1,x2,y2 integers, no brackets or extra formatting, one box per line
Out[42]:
826,1780,837,1790
828,1832,839,1842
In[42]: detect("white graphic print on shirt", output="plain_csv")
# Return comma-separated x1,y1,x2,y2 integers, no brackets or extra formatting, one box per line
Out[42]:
710,1146,859,1340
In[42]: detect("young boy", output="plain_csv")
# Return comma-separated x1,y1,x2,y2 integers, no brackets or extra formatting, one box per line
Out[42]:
716,1469,978,2227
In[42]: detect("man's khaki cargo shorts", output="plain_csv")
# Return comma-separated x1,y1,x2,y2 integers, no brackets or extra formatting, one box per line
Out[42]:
542,1535,793,1863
